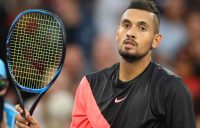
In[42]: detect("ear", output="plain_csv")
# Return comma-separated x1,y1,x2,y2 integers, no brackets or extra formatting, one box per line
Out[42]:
152,34,162,49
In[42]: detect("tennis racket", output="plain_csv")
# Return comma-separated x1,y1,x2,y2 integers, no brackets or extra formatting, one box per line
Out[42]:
6,9,66,116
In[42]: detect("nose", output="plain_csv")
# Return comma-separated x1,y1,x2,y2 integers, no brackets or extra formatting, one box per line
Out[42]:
126,29,136,39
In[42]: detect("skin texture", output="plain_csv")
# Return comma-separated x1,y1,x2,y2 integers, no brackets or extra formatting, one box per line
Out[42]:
15,105,40,128
116,9,162,82
15,9,162,128
117,9,157,61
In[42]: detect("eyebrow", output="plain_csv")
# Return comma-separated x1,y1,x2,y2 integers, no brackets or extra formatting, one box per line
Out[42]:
121,19,131,24
121,19,150,28
137,21,150,28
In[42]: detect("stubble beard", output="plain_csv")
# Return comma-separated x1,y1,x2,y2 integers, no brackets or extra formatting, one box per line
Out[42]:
118,48,149,63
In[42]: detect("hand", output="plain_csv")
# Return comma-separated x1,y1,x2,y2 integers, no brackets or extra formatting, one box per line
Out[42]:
15,105,40,128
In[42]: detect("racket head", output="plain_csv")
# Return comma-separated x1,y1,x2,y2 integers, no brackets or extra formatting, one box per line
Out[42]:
6,9,66,93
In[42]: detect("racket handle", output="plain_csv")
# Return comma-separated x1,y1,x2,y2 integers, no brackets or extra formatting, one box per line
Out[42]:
15,86,26,118
29,92,45,115
20,105,26,118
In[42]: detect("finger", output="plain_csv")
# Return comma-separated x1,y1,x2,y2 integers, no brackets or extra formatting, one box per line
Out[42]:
15,104,30,119
15,104,23,113
26,114,38,125
16,120,29,126
16,121,30,128
15,114,29,124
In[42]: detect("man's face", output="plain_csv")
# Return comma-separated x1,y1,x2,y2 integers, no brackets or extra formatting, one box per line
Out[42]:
116,9,159,62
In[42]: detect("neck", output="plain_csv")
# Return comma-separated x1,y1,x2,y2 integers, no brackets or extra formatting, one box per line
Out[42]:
119,53,151,82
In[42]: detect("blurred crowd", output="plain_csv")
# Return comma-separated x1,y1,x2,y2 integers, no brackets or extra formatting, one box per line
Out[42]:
0,0,200,127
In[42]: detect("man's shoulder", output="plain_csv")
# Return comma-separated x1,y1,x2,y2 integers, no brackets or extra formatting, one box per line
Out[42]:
153,62,180,81
4,102,18,128
4,102,17,114
152,61,186,91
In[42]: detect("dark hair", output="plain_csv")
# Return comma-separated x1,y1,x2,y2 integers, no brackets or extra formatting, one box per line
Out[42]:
127,0,160,20
126,0,160,33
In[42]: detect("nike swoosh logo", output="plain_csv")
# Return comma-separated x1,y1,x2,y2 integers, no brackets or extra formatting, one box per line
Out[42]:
114,96,127,103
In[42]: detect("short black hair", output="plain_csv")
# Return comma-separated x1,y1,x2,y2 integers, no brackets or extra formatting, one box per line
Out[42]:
126,0,160,33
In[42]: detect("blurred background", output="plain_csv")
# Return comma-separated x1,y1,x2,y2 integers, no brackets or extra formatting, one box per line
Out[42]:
0,0,200,127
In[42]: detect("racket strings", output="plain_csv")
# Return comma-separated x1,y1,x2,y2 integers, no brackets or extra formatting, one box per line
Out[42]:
9,12,63,89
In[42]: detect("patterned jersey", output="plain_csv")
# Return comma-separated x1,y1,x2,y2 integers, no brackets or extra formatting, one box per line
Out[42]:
71,61,196,128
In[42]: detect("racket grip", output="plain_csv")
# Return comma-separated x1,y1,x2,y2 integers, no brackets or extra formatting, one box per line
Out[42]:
19,104,26,118
15,86,26,118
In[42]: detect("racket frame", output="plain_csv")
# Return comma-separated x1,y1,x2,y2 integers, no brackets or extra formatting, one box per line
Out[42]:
6,9,66,115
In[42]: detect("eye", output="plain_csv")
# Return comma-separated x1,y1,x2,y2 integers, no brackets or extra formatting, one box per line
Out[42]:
138,26,147,32
122,23,130,29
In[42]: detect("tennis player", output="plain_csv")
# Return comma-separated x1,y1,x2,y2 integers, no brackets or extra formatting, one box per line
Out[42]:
15,0,196,128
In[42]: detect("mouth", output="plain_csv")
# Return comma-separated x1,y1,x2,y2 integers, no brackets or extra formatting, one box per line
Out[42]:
123,39,138,47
